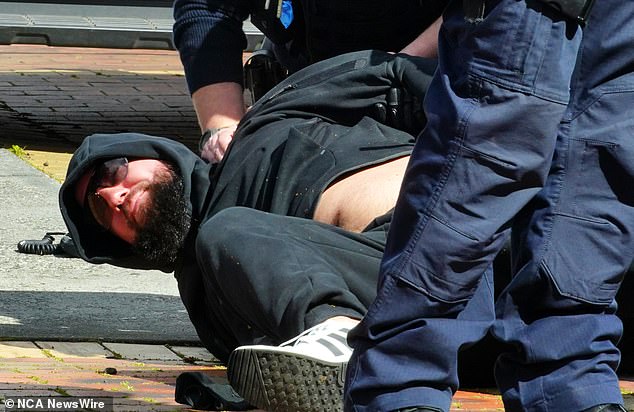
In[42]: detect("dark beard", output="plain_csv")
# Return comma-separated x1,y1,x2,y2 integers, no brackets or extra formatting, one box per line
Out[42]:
132,171,191,266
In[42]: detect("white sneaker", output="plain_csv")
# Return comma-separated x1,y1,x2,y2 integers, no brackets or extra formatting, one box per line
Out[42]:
227,320,354,412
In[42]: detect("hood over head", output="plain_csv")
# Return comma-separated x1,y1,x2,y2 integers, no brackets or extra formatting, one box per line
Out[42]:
59,133,211,272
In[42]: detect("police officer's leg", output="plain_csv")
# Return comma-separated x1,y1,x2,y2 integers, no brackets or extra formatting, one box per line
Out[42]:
493,0,634,409
344,0,582,410
195,207,384,347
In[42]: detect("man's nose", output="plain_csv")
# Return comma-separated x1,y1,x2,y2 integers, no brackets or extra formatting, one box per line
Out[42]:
95,184,129,208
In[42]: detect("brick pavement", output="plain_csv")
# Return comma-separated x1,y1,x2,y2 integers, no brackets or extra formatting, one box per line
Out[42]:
0,44,199,152
0,340,509,412
1,44,633,411
0,339,631,411
0,341,228,411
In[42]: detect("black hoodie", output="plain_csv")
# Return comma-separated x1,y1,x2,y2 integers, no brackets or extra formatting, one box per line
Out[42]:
58,50,436,358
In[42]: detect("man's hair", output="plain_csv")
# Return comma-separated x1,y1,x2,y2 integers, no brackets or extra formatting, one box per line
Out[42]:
131,162,191,266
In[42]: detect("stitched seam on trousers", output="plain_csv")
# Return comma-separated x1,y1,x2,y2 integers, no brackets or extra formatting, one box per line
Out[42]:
363,269,397,320
429,213,479,241
396,77,480,274
388,99,476,274
469,71,569,105
396,273,472,304
540,379,621,412
390,82,481,279
529,122,570,305
540,260,619,305
552,211,611,225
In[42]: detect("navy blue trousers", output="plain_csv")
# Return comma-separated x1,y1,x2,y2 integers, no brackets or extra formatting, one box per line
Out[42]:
345,0,634,411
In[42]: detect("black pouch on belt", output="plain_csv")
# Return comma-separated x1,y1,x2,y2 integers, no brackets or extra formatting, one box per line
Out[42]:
537,0,596,25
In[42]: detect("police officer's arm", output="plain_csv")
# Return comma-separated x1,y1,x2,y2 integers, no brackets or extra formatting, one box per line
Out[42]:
192,82,244,134
173,0,252,161
192,83,243,162
399,16,442,58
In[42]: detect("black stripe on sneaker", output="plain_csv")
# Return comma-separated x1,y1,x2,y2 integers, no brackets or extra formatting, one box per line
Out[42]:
327,331,349,348
316,338,345,357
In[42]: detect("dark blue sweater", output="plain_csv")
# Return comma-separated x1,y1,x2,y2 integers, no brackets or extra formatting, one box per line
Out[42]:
172,0,445,94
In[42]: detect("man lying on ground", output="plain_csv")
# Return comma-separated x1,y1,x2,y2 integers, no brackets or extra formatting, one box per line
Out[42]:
58,49,433,409
58,50,633,412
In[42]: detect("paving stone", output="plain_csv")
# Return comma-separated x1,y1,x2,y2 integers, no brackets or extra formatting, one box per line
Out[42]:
0,383,49,390
0,342,47,358
1,388,62,397
101,343,181,361
36,342,113,359
168,346,219,363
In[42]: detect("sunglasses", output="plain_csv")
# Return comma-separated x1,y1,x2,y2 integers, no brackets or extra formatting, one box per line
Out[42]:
85,157,129,230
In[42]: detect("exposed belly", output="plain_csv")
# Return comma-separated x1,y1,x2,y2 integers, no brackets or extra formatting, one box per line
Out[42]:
313,156,410,232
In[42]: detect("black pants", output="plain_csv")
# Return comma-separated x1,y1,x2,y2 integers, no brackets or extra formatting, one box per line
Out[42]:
194,207,386,352
194,207,634,377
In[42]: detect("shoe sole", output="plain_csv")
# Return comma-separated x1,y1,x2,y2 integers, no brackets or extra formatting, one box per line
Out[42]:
227,347,346,412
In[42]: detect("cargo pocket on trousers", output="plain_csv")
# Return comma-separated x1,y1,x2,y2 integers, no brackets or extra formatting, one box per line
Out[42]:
542,214,625,305
395,214,490,305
